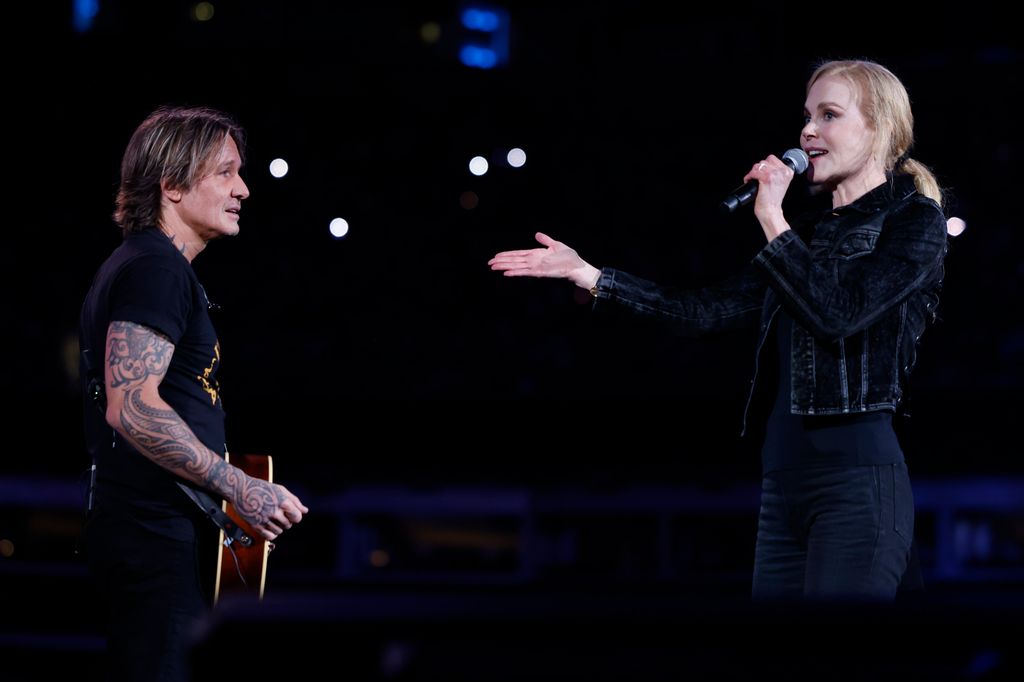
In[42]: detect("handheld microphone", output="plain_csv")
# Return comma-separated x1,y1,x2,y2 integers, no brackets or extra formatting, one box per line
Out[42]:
720,148,809,214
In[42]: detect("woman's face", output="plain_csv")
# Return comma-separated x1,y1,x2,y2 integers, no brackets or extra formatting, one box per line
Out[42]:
801,75,877,187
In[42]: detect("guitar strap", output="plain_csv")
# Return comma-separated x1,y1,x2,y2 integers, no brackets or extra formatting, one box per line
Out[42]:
81,347,253,549
175,482,254,548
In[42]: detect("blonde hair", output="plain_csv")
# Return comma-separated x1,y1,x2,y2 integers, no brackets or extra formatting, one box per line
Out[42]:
114,106,246,235
808,60,942,206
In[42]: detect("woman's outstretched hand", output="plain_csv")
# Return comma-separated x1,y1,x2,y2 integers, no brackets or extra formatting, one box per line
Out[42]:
488,232,601,290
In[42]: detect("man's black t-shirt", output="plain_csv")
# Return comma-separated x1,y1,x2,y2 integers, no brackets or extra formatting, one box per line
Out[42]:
80,228,225,539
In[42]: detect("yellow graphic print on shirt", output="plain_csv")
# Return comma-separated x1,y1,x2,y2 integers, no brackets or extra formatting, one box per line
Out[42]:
198,341,221,405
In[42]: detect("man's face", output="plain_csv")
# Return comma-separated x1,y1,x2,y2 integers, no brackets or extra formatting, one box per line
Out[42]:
175,135,249,240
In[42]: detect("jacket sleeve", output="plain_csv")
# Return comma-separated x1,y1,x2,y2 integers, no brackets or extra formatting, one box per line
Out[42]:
592,266,765,337
752,195,946,342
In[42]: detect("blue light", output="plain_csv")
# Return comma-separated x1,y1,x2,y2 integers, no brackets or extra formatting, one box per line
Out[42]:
457,4,509,69
73,0,99,33
459,45,498,69
461,8,500,32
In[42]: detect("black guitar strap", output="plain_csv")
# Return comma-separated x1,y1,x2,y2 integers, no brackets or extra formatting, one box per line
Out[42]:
81,347,253,549
175,482,254,548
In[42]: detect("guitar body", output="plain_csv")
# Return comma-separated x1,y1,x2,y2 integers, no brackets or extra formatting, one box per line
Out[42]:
213,453,273,604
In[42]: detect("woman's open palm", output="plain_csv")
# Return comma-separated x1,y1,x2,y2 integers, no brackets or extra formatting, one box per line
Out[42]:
488,232,584,280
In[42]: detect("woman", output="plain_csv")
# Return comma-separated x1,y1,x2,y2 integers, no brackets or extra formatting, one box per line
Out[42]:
488,60,949,600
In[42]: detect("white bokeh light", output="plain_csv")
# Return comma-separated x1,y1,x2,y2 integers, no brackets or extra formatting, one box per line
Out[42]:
506,148,526,168
269,158,289,178
469,156,489,176
329,218,350,238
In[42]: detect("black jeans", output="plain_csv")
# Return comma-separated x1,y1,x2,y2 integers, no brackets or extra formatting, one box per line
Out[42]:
752,462,914,600
84,509,212,682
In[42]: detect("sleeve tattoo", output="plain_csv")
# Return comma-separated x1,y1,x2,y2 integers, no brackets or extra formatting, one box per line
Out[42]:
106,322,233,492
105,321,278,524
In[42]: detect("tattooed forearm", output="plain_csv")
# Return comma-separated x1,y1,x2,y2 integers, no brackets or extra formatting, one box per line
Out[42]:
103,321,281,530
119,388,241,498
107,321,172,388
231,477,281,527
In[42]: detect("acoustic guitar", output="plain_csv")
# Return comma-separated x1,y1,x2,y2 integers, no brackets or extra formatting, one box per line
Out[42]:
212,453,273,604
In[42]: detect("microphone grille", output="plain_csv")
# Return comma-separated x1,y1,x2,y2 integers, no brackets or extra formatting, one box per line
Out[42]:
783,148,810,174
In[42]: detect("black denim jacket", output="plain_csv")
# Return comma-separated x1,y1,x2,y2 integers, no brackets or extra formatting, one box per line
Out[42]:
593,174,947,423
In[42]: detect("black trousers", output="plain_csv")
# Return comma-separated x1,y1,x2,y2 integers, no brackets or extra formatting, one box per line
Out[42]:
84,509,214,682
752,462,915,600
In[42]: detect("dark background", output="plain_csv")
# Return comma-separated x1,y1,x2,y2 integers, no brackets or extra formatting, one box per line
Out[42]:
9,0,1022,485
3,1,1023,678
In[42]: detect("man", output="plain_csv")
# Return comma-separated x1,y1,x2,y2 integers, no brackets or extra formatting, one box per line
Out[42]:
80,106,307,681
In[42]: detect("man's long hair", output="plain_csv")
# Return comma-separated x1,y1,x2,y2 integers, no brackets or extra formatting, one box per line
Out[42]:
114,106,246,235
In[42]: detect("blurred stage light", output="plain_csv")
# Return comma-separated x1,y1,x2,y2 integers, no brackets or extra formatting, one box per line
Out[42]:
461,8,500,32
192,2,215,22
420,21,441,45
459,191,479,210
459,46,498,69
329,218,350,238
469,156,489,176
269,158,289,178
458,5,509,69
73,0,99,33
506,148,526,167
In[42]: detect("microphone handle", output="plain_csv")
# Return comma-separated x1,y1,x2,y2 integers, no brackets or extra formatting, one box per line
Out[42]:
720,180,759,214
719,155,802,214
